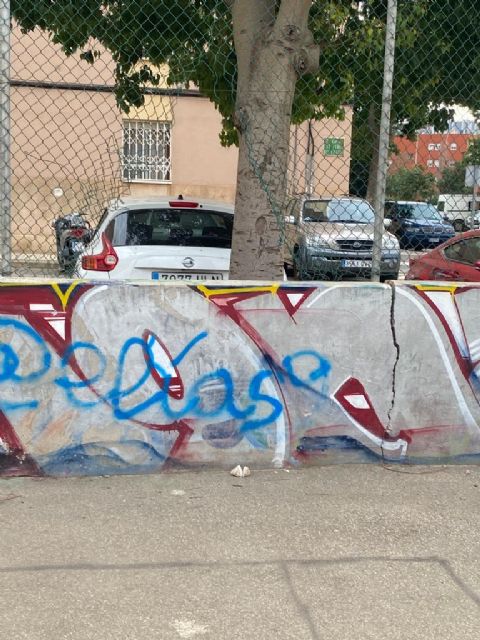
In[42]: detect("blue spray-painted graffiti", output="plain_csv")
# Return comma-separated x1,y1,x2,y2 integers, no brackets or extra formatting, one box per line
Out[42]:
0,318,331,431
0,317,52,411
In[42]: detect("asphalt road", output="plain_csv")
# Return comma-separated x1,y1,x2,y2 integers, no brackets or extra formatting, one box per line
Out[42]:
1,464,479,639
9,259,60,279
4,244,430,281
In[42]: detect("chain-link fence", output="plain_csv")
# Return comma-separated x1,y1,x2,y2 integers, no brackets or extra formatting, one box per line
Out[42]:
2,1,480,281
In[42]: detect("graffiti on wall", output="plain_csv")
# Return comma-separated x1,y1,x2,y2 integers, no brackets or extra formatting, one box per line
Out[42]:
1,280,480,476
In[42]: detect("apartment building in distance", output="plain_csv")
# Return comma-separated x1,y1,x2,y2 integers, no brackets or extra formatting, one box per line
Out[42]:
390,132,478,179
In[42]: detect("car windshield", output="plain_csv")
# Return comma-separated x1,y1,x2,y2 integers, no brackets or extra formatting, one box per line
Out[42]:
111,208,233,248
302,199,375,224
397,203,443,222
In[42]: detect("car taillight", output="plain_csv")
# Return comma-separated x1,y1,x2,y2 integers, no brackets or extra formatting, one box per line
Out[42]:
71,228,87,238
81,233,118,271
169,200,199,208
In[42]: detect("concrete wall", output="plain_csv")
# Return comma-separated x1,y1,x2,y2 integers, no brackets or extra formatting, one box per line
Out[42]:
2,279,480,477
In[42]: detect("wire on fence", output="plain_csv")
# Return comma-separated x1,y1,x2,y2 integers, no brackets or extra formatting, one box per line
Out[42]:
2,0,479,281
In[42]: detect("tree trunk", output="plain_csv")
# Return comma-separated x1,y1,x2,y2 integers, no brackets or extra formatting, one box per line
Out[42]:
229,0,319,281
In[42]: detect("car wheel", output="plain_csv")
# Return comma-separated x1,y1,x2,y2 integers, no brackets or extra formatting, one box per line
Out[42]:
293,255,312,281
380,273,399,282
292,247,307,280
453,219,466,233
294,262,311,281
283,262,295,278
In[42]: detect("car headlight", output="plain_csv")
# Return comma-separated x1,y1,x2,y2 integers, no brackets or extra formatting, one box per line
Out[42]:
305,236,337,249
383,235,400,250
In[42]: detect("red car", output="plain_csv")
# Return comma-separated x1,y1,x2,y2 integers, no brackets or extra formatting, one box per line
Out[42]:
407,229,480,281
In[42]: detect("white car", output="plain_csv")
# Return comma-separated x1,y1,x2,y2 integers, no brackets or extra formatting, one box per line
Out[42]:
77,196,234,281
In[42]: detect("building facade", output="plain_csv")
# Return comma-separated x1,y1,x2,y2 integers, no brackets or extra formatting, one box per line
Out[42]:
11,27,352,256
390,133,478,179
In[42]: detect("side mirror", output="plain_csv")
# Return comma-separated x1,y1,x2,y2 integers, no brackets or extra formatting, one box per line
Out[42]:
384,217,391,228
475,261,480,272
285,215,296,225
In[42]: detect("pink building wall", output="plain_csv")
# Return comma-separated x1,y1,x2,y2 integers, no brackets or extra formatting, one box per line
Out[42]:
10,27,352,256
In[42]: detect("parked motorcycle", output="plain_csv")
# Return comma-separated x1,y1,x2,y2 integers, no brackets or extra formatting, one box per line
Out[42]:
52,213,92,274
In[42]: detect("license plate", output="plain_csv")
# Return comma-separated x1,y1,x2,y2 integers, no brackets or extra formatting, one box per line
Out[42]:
429,238,441,243
341,259,371,268
152,272,224,281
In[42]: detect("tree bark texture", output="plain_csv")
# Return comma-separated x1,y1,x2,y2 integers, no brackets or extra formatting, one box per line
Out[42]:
229,0,318,281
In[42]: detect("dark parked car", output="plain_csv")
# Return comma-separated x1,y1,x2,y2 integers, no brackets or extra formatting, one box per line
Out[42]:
384,200,455,250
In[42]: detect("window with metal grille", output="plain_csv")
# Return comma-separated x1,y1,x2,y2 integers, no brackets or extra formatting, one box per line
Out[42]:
122,121,171,183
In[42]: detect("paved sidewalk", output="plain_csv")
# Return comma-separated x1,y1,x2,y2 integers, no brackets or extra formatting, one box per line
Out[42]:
1,464,479,639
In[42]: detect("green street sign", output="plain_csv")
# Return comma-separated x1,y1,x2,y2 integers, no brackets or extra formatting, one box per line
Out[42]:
324,137,344,157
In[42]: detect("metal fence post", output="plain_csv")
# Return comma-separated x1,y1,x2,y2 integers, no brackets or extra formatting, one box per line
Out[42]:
472,167,479,230
0,0,11,276
371,0,398,282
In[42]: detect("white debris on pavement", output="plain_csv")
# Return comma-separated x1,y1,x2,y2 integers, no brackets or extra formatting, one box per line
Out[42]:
230,465,252,478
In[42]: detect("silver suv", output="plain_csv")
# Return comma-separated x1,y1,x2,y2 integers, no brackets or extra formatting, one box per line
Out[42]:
285,197,400,281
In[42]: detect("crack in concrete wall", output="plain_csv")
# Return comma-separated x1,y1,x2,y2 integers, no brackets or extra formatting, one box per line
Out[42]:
387,282,401,435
